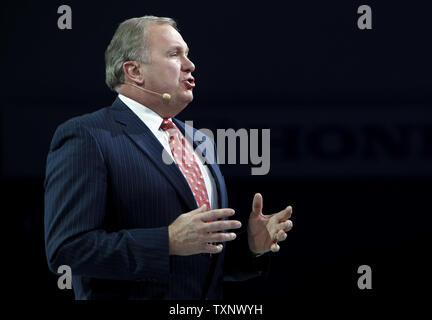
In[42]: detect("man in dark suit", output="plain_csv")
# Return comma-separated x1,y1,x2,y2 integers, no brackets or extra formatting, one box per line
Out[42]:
44,16,293,300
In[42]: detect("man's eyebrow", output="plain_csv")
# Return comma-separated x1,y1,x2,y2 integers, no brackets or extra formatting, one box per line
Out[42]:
168,45,189,54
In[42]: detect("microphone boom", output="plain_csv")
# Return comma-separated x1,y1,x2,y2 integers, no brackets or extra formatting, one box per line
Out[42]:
126,83,171,101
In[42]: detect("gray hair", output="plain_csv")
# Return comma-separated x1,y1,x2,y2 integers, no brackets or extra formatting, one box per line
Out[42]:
105,16,177,91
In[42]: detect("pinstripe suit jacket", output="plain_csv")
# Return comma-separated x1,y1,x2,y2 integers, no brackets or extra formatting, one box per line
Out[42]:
44,97,266,300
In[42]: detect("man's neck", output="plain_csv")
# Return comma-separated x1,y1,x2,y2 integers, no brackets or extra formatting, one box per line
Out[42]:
116,84,168,117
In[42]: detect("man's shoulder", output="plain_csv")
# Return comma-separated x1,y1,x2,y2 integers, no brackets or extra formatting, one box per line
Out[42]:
50,102,121,147
60,107,109,128
48,103,122,154
57,102,118,134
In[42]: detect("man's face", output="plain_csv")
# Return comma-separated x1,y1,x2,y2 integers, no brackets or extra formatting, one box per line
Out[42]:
141,24,195,106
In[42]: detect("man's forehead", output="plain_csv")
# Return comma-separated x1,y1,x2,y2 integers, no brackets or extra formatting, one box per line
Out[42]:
147,24,188,50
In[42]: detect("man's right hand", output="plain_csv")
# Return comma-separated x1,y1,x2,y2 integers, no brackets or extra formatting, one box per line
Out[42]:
168,205,242,256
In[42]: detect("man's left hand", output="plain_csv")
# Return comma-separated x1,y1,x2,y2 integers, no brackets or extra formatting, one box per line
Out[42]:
247,193,293,255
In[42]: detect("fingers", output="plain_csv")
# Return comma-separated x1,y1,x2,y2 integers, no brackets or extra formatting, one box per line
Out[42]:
273,220,292,242
203,220,242,233
274,229,288,242
191,204,209,214
270,242,280,252
273,206,292,222
202,243,224,254
207,232,237,243
269,221,292,253
200,208,235,222
199,232,236,254
277,219,293,232
250,193,263,217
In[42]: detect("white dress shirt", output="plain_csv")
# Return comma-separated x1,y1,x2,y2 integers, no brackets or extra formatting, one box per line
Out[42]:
118,94,218,210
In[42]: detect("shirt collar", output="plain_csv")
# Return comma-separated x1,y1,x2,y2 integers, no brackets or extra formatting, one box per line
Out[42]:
118,94,172,136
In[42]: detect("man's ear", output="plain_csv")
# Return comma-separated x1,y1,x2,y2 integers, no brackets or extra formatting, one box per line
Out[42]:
123,61,144,85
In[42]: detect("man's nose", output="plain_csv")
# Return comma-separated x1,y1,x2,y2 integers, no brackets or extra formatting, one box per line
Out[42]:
182,56,195,73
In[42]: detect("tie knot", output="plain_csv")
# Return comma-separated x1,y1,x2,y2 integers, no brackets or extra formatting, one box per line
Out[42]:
160,118,176,131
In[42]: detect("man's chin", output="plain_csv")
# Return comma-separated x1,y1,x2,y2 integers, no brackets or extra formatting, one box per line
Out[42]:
170,93,193,114
179,91,194,104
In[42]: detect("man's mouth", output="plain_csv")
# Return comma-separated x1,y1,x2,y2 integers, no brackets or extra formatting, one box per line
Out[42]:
182,77,195,89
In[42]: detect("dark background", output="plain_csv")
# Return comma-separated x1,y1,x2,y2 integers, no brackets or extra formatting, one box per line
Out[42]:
1,0,431,303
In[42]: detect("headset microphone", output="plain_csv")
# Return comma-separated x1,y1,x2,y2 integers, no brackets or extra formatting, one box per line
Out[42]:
126,83,171,101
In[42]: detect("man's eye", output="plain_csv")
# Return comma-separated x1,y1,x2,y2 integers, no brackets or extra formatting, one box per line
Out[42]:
170,52,178,56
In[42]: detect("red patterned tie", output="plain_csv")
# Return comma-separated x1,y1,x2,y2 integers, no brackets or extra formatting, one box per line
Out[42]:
160,118,210,210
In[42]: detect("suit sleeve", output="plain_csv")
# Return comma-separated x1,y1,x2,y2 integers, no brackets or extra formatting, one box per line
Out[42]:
44,120,169,283
223,228,270,281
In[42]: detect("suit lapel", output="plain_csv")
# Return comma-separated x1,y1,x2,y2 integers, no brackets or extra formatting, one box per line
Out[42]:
109,98,197,211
